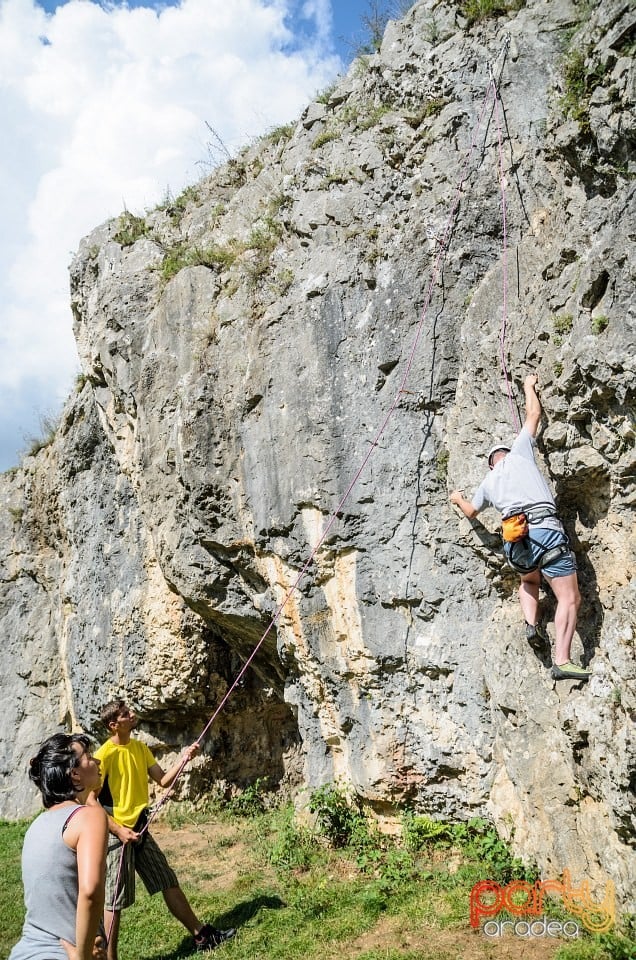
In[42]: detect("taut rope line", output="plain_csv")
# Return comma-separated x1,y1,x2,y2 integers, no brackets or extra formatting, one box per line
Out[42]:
142,48,508,828
105,40,514,939
490,36,520,432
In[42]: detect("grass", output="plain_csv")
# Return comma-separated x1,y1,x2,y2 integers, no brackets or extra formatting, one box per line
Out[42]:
459,0,526,26
159,241,239,282
0,819,29,958
113,211,150,246
159,184,204,226
559,47,610,134
2,792,634,960
159,203,284,286
553,314,574,336
315,82,338,105
266,123,295,146
555,934,636,960
591,315,609,335
435,449,450,482
403,98,448,128
312,127,341,150
23,410,60,457
460,0,508,25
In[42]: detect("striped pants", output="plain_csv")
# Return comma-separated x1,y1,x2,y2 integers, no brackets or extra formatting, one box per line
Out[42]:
105,831,179,911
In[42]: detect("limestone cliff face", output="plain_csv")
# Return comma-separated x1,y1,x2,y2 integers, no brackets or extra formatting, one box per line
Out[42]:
1,0,634,907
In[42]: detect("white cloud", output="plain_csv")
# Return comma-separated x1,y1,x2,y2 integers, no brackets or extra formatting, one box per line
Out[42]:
0,0,342,467
302,0,332,46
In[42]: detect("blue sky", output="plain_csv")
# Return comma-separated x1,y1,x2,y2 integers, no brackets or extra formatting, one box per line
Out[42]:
0,0,377,471
33,0,373,60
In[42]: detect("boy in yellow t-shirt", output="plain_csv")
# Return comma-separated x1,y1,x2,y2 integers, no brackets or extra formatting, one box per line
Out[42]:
95,700,235,960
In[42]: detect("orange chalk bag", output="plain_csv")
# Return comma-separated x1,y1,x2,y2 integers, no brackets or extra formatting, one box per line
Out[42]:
501,512,529,542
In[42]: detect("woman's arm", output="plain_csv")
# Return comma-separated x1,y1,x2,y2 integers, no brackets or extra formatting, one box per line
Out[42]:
63,805,108,960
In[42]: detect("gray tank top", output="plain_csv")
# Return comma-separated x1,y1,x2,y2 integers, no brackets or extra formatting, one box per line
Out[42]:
9,805,82,960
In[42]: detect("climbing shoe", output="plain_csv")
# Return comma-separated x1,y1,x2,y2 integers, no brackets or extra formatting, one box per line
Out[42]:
194,925,236,951
525,621,550,655
551,661,591,681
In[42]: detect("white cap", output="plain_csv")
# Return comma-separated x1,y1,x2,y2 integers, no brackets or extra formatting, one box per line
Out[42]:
487,444,511,466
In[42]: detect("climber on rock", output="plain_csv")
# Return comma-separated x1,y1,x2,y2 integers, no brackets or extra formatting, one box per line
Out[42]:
449,373,590,682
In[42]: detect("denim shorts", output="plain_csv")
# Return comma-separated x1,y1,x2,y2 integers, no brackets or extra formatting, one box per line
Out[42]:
504,526,577,579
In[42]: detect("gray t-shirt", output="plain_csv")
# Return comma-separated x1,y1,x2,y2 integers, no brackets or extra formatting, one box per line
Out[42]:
9,806,81,960
471,427,562,531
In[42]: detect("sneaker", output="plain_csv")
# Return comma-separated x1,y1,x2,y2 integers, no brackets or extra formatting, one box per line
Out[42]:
194,924,236,952
551,661,590,681
526,622,550,655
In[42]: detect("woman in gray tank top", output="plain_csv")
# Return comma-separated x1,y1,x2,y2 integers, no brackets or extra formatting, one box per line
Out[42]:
9,733,108,960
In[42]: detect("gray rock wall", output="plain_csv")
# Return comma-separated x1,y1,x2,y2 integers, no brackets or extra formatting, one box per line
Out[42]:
1,0,634,908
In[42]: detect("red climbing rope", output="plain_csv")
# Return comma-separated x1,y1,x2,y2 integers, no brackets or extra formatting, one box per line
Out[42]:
141,51,510,829
491,39,520,432
104,44,516,935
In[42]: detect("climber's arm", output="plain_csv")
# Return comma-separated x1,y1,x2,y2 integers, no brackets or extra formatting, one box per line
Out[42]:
450,490,478,519
523,374,542,437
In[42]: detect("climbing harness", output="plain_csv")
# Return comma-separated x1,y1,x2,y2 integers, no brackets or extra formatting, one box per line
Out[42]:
103,38,516,943
501,501,558,543
522,502,560,525
505,534,572,575
503,502,571,574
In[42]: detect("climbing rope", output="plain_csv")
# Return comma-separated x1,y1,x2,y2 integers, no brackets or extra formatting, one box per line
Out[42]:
104,39,515,937
142,40,512,827
490,36,521,432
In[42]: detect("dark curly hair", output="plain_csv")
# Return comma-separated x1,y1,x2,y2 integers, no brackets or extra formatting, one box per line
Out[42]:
29,733,92,808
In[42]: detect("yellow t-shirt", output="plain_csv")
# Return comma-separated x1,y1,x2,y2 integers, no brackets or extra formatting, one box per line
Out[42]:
94,738,157,828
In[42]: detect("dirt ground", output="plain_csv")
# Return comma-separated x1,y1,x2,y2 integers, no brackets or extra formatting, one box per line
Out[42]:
151,818,569,960
347,920,565,960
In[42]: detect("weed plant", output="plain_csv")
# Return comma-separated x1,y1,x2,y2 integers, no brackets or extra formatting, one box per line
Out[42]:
226,778,270,818
266,123,295,146
553,314,574,336
435,448,449,482
352,0,414,56
159,185,203,226
402,812,536,883
591,315,609,335
160,242,238,282
554,930,636,960
308,783,369,849
315,81,338,105
459,0,526,26
460,0,507,24
113,211,149,247
311,127,341,150
23,411,61,457
559,47,609,133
